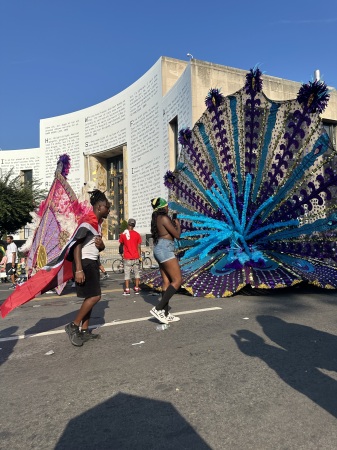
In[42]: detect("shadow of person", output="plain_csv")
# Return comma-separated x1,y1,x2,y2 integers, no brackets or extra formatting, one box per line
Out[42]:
257,315,337,373
55,392,211,450
24,300,109,336
0,326,19,366
232,316,337,418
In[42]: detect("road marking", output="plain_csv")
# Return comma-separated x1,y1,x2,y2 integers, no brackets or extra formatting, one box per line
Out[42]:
0,287,125,302
0,307,222,342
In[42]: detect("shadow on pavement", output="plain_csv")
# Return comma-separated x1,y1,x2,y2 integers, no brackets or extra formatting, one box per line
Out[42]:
23,300,110,336
55,392,211,450
232,315,337,418
0,326,19,366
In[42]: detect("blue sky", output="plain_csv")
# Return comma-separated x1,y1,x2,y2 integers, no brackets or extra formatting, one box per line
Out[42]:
1,0,336,150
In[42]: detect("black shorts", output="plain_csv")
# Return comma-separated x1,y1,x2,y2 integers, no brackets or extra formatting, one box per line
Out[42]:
73,259,101,299
6,263,17,276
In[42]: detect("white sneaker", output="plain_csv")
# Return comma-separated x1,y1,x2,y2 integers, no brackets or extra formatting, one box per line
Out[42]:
150,307,169,324
166,313,180,322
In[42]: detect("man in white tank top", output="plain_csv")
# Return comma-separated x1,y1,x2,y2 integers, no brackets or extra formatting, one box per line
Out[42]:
65,190,111,347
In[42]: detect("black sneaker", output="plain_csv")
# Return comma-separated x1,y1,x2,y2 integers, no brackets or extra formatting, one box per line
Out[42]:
65,322,83,347
80,329,101,342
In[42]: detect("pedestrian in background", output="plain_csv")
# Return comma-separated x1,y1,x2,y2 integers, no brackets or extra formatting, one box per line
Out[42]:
119,218,141,295
6,236,18,289
98,256,109,280
149,197,182,324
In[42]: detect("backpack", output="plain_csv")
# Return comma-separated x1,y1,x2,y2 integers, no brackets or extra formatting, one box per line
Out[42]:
119,243,124,255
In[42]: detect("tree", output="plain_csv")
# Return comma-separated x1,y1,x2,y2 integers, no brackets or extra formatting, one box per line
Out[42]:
120,219,128,234
0,170,46,238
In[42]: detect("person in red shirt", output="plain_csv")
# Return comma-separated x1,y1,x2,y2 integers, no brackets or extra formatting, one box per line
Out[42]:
119,218,142,295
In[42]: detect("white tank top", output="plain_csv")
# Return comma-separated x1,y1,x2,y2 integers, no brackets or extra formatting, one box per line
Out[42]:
81,225,102,260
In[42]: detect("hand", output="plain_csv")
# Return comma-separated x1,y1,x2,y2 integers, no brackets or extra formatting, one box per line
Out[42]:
75,271,85,285
95,236,104,250
173,218,180,229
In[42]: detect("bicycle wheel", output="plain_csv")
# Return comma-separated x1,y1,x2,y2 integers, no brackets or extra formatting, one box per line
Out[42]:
112,259,124,273
142,257,152,270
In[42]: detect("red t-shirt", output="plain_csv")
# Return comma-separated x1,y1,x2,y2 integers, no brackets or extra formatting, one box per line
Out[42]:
119,230,141,260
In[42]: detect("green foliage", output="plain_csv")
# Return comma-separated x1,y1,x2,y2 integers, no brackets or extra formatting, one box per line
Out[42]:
119,219,128,233
0,169,46,238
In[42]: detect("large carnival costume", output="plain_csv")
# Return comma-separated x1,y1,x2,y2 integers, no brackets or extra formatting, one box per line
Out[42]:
22,154,91,285
1,155,94,318
143,67,337,298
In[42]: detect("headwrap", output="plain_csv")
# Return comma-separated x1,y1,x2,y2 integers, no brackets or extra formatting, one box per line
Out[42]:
151,197,168,211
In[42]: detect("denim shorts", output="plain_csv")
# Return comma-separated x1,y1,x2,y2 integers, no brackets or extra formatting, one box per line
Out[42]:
153,239,175,264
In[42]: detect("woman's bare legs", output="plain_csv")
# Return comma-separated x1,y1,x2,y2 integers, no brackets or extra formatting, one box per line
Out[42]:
156,258,182,312
159,266,171,292
160,258,182,290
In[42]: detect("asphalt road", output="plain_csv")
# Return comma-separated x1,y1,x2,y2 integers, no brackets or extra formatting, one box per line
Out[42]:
1,274,337,450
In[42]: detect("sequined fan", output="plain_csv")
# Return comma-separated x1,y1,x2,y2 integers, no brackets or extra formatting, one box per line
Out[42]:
24,154,91,294
144,68,337,297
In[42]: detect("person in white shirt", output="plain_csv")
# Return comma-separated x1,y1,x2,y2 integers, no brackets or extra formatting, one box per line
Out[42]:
65,190,111,347
6,236,18,288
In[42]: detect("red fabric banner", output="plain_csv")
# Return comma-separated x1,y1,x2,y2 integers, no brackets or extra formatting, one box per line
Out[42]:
1,212,99,318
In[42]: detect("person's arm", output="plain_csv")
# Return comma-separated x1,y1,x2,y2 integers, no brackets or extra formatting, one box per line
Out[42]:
161,216,181,239
95,235,105,252
12,247,16,267
119,234,125,256
73,241,85,284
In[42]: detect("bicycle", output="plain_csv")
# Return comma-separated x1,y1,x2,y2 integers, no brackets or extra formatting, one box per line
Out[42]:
112,251,153,273
141,251,153,270
112,257,124,273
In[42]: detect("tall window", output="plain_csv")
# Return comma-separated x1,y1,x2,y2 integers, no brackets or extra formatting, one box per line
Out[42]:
24,226,33,239
169,116,179,169
107,155,124,239
323,121,337,148
21,169,33,184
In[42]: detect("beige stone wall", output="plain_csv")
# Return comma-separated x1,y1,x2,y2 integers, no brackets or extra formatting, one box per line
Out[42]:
189,59,337,123
324,89,337,122
190,60,247,123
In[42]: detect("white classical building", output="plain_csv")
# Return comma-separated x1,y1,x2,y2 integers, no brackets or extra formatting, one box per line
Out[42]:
1,56,336,242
